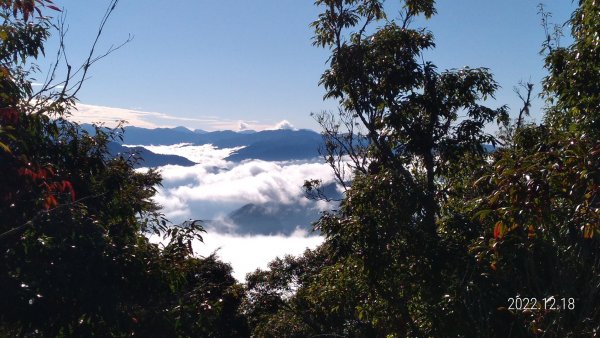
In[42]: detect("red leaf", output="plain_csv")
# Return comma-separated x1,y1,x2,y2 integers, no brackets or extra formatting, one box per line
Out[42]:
493,221,504,239
583,224,594,239
43,195,58,210
62,181,76,201
527,225,536,239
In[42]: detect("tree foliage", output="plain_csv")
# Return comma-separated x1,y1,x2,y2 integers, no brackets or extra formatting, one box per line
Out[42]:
464,1,600,334
0,1,248,336
246,1,600,337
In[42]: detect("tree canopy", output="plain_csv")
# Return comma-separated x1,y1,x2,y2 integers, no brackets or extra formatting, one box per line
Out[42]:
0,1,248,336
245,0,600,337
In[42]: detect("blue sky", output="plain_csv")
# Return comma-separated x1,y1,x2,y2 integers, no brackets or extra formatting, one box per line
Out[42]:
40,1,575,131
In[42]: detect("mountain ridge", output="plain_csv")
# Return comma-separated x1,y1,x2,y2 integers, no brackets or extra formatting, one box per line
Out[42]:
80,124,325,163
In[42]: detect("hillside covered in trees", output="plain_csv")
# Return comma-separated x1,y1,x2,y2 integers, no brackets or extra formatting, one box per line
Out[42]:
1,0,599,337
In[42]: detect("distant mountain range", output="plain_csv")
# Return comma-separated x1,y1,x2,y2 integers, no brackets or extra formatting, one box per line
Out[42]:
107,142,196,167
120,126,324,162
221,202,320,235
81,124,325,166
82,124,497,168
200,204,319,236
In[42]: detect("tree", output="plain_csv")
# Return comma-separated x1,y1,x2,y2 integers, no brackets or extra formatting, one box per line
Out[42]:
464,1,600,335
310,0,507,335
542,0,600,138
0,2,248,336
245,245,384,337
251,1,599,337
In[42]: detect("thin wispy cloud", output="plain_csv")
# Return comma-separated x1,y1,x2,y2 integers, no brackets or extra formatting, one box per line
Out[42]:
31,82,64,89
69,103,300,131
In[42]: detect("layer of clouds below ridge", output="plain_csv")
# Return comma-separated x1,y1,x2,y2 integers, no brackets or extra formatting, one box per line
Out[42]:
141,143,335,281
141,143,339,232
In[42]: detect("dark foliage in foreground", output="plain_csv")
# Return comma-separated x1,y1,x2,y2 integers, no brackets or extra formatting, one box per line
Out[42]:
245,1,600,337
0,2,247,336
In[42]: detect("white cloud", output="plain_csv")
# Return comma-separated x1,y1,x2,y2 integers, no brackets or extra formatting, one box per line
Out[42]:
137,144,340,225
150,231,324,281
127,143,243,165
268,120,295,130
152,188,191,219
238,121,251,131
157,159,336,210
137,142,339,282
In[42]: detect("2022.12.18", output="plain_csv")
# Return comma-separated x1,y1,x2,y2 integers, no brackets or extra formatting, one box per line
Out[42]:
507,296,575,311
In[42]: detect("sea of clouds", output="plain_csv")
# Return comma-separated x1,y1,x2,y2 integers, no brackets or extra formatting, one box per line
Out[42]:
137,143,339,281
69,102,337,281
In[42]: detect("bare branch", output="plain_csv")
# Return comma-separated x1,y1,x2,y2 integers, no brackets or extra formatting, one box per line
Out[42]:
26,0,132,116
514,81,534,131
